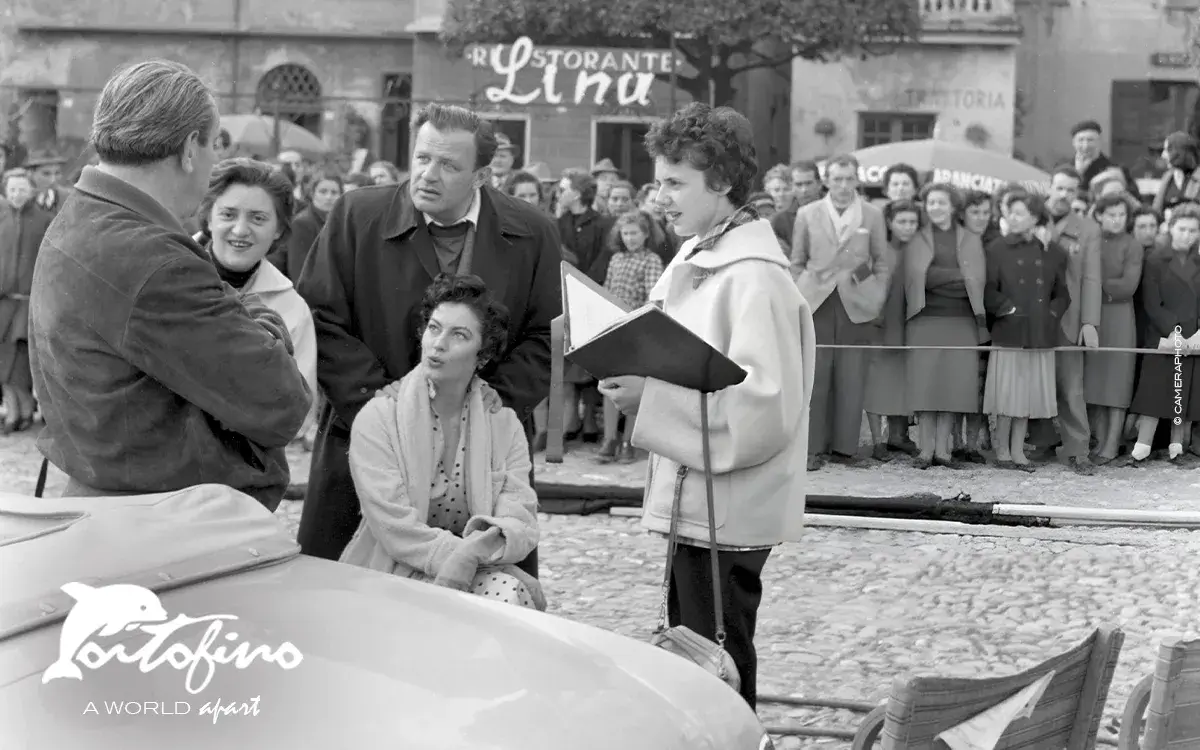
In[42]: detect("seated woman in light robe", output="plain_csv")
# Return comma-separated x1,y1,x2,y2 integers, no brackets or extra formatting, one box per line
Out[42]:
339,274,543,609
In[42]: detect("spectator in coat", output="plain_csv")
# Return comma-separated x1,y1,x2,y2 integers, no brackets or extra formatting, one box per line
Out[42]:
903,183,987,468
1084,194,1143,464
1027,165,1103,474
295,103,560,573
556,168,610,443
28,60,311,506
957,188,999,460
1153,132,1200,216
770,159,822,253
864,199,920,459
598,102,815,709
791,154,892,470
24,149,70,216
268,169,342,282
0,170,52,433
983,193,1071,471
1125,203,1200,465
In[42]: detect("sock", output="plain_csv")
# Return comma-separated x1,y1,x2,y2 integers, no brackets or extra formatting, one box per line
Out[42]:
1169,442,1184,459
1131,442,1151,461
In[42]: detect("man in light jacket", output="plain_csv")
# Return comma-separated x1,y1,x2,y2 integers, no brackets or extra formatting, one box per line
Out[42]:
28,60,312,508
790,154,892,470
599,103,815,709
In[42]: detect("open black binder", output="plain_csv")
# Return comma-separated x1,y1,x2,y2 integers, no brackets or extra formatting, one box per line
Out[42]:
559,262,746,394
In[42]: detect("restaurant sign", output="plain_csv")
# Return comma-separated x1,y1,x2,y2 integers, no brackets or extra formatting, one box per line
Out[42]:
465,37,680,108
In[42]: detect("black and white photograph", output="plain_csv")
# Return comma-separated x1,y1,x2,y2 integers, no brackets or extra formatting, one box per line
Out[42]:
2,0,1200,747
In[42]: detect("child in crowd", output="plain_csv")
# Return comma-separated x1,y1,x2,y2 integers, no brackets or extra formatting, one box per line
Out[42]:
596,210,665,463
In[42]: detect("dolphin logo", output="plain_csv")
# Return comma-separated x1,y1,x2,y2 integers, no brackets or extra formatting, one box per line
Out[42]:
41,582,169,684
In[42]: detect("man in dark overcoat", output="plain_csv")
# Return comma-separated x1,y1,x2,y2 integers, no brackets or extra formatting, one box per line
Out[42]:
296,103,561,572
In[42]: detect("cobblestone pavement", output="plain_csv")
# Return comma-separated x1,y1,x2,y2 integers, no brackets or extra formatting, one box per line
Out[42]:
7,430,1200,746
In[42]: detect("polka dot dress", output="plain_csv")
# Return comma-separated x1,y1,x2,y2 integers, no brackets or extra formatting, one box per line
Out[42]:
425,389,537,609
469,569,536,608
427,406,470,537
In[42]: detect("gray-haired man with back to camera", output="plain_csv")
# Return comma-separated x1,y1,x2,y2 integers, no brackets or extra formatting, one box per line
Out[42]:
28,59,311,508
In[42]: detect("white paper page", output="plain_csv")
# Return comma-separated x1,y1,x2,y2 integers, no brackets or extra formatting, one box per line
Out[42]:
564,274,627,350
936,670,1055,750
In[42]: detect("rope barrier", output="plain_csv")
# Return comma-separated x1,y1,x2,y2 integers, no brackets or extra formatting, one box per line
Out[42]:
814,343,1191,354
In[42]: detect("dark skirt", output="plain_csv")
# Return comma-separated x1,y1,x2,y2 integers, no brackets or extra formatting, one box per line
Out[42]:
1129,350,1200,422
906,313,980,414
0,340,31,391
1084,301,1137,408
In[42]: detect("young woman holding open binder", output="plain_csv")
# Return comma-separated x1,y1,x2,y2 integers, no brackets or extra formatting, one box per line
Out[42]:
597,102,816,709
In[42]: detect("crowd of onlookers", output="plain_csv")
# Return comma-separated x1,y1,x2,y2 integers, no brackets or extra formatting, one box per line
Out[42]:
763,120,1200,474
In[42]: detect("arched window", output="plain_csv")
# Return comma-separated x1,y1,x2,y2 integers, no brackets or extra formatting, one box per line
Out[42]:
256,64,323,135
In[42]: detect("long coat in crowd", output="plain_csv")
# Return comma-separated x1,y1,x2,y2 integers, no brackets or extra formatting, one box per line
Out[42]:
295,183,562,562
0,200,52,385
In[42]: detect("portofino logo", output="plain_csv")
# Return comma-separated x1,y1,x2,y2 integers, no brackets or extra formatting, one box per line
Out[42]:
41,582,303,694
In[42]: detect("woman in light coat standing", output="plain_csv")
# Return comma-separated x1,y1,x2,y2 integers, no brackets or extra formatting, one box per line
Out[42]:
598,103,815,709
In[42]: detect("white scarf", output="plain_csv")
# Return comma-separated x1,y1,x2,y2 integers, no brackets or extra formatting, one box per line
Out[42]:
825,193,863,245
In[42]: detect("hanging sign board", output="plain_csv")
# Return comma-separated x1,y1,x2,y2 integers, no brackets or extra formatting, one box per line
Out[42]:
465,37,682,108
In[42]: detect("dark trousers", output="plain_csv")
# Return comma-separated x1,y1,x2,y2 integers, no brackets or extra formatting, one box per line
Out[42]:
298,403,539,577
668,543,771,708
810,293,875,456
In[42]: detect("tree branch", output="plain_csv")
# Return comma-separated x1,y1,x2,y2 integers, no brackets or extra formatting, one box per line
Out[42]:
727,48,802,75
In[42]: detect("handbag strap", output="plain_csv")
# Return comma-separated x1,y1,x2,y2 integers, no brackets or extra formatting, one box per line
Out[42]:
655,391,726,649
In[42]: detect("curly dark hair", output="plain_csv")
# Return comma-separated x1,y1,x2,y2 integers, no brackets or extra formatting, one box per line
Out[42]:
419,274,510,369
884,198,922,240
1092,193,1130,219
882,163,921,197
919,181,963,222
303,169,344,202
644,102,758,206
198,157,295,247
505,170,544,203
1006,191,1051,227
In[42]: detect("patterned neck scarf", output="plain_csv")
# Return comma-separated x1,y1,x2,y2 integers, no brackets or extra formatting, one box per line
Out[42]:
685,204,759,260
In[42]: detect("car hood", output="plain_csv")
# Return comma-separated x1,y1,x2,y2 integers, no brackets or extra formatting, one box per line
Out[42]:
0,486,763,750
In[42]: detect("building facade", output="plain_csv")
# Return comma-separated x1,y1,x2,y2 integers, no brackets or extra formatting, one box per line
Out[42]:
0,0,791,188
1014,0,1199,175
790,0,1022,170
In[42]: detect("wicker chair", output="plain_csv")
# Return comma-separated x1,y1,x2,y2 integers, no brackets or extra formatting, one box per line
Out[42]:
1118,637,1200,750
850,626,1124,749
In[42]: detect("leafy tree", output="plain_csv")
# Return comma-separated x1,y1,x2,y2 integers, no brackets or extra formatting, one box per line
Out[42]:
440,0,922,107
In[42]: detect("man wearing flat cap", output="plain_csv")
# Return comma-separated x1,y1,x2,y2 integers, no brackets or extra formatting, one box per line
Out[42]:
1070,120,1140,202
24,149,71,215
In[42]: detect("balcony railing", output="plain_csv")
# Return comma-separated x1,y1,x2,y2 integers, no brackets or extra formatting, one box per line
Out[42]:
920,0,1019,28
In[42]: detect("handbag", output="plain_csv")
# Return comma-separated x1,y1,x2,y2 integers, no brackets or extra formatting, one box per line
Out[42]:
649,390,740,693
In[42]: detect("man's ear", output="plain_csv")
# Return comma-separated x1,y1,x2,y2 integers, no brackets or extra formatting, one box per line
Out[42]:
180,130,201,174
